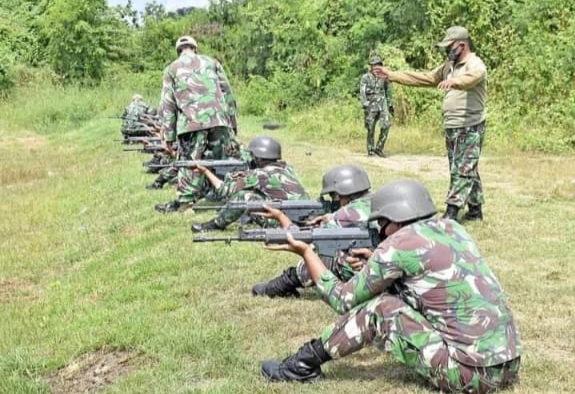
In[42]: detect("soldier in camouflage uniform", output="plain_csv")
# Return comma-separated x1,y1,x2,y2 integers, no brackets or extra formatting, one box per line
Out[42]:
154,36,241,213
146,159,178,189
373,26,486,221
121,94,152,137
251,164,373,298
260,179,522,393
360,56,394,157
190,136,310,232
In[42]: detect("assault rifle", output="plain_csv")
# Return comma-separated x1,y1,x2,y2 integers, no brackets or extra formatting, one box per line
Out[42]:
193,227,379,259
123,145,164,153
193,200,327,225
115,136,162,144
147,159,248,178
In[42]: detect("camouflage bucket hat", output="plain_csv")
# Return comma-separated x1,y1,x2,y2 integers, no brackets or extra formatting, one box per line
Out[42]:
437,26,469,47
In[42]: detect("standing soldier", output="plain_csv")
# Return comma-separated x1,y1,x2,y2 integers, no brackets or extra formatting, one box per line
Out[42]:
360,56,394,157
373,26,487,221
155,36,241,213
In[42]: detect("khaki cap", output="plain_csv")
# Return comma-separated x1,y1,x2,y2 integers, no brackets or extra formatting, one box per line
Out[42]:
437,26,469,47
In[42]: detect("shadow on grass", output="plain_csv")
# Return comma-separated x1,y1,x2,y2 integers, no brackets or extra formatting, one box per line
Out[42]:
327,355,433,390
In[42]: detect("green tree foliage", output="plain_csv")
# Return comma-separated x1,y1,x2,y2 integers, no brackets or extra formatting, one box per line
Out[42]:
0,0,573,150
41,0,131,83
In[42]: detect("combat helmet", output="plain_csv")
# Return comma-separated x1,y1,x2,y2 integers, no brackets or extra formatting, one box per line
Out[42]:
369,179,437,222
247,136,282,160
175,36,198,53
369,56,383,66
321,164,370,197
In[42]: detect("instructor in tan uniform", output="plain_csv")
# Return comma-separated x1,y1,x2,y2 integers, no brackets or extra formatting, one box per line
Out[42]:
373,26,487,222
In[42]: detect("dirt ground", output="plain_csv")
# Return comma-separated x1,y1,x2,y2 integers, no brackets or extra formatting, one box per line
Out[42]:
45,348,143,394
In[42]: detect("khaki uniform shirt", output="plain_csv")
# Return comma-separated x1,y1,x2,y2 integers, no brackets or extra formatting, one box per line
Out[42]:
389,53,487,128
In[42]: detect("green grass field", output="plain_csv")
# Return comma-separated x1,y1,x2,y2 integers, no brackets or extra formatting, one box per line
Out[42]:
1,115,574,394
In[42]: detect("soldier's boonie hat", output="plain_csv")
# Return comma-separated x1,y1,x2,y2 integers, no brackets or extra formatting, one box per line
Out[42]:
132,94,143,101
437,26,469,47
369,56,383,65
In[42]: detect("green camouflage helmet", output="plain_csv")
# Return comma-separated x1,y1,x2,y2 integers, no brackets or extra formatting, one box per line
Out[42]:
175,36,198,53
369,56,383,66
369,179,437,223
247,135,281,160
321,164,370,196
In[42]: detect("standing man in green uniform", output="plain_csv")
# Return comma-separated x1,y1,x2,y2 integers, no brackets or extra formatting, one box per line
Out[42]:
360,56,394,157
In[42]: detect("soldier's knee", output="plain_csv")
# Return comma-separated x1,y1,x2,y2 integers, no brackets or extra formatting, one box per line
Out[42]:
368,294,408,314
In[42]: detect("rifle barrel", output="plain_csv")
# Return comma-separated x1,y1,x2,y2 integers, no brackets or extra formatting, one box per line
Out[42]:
192,236,240,244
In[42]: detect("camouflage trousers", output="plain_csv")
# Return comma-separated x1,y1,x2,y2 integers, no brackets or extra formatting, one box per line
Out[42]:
319,294,519,393
296,253,356,288
364,106,391,153
213,190,277,229
157,165,178,185
176,127,239,204
445,121,486,208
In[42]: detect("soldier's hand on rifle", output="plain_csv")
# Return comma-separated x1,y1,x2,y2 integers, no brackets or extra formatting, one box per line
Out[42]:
372,65,391,80
264,232,312,256
251,204,292,229
345,248,373,271
164,141,176,157
304,213,331,227
193,164,209,175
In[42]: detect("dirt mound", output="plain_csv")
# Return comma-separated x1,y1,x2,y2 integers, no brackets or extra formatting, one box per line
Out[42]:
46,348,143,394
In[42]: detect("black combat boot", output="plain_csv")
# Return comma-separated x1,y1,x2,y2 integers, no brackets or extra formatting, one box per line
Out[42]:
190,218,226,233
154,200,181,213
261,339,332,383
373,150,387,158
251,267,302,298
442,204,460,221
145,165,161,174
146,177,167,190
463,204,483,221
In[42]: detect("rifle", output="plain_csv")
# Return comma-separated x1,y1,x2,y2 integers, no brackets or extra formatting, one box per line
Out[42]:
193,200,327,225
193,227,379,259
146,159,248,178
123,145,164,153
114,136,162,144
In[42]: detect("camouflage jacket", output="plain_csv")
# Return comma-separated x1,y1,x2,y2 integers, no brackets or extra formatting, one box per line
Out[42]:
322,194,374,279
316,217,522,367
215,162,310,201
359,72,393,110
322,194,371,229
160,52,235,142
123,101,149,120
